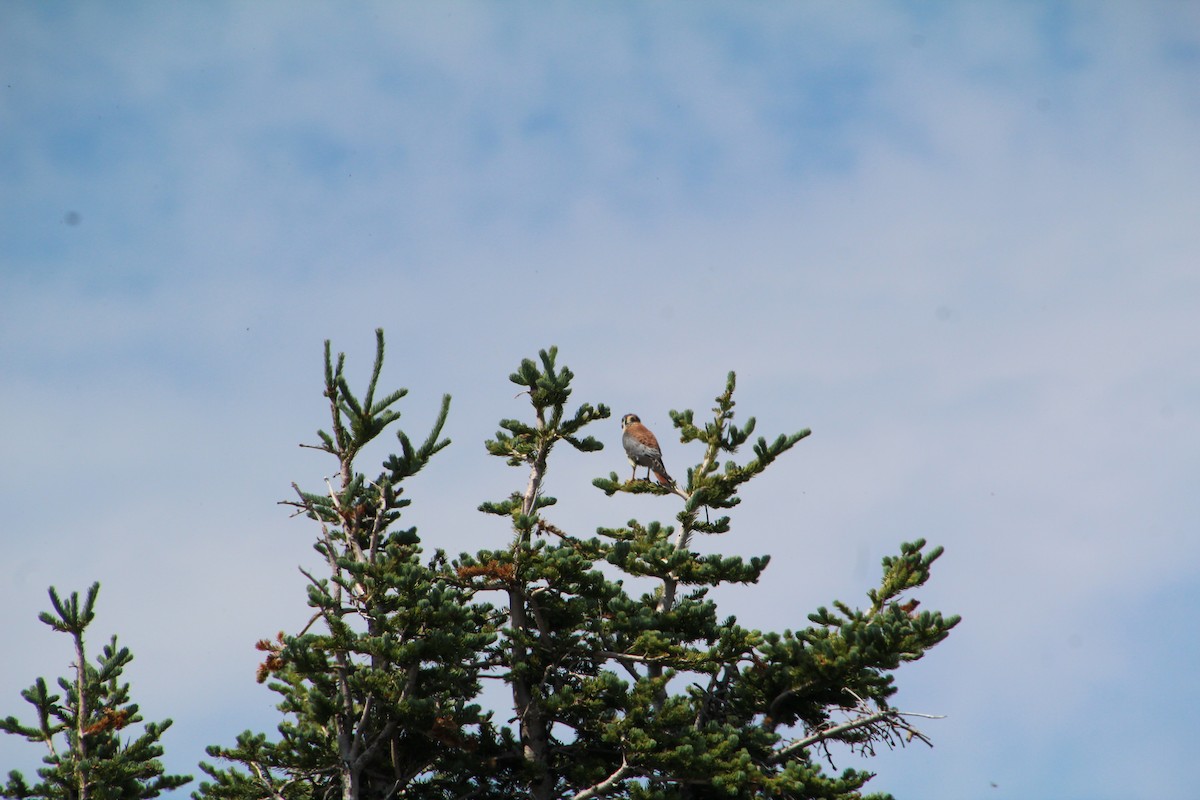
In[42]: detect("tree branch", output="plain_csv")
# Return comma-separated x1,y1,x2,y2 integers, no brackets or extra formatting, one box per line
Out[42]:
595,651,673,666
570,756,632,800
770,707,945,764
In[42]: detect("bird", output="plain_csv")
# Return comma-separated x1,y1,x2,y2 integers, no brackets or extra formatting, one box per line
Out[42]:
621,413,674,486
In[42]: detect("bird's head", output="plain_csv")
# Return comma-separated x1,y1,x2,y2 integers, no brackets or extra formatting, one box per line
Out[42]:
621,413,641,430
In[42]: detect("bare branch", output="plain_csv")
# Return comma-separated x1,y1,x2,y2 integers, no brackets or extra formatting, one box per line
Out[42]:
353,718,399,772
247,761,296,800
326,476,366,565
351,694,375,755
570,756,632,800
297,610,323,637
770,707,945,764
366,478,389,563
595,651,674,666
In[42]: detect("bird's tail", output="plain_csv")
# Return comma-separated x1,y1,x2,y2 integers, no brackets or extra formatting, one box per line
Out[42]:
652,462,674,487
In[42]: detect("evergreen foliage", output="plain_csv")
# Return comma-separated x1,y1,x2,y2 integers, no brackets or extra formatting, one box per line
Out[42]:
197,331,960,800
198,331,506,799
1,584,191,800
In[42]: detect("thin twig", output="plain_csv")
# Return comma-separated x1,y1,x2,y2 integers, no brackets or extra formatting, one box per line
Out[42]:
297,610,323,636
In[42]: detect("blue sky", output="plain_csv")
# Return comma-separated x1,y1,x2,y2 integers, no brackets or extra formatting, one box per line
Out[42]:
3,3,1200,797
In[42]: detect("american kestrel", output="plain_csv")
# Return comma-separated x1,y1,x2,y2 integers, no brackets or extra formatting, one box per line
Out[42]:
621,413,674,486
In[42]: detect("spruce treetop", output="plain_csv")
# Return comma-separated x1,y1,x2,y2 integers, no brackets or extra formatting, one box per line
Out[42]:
2,584,191,800
194,333,959,800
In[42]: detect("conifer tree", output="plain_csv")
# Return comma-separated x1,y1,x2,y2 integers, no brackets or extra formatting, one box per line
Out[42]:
1,583,191,800
198,331,509,799
197,332,959,800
